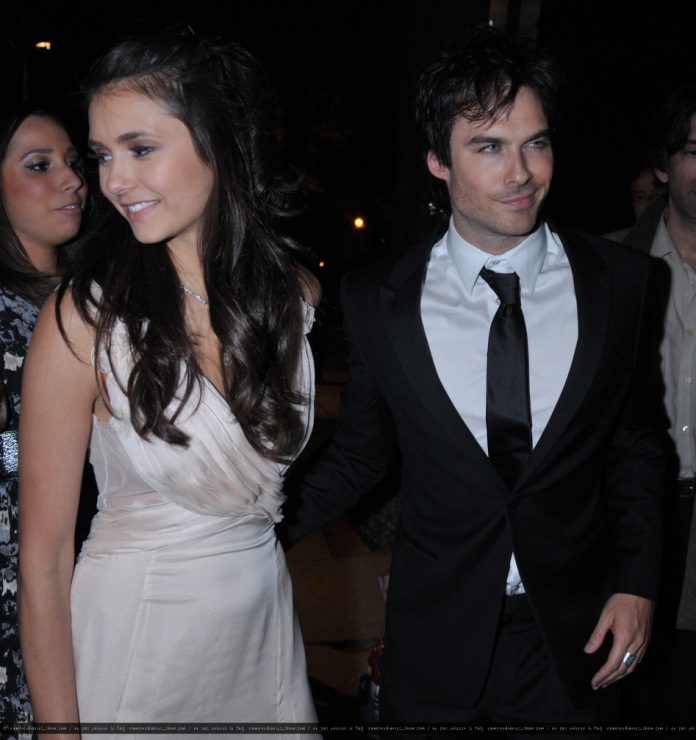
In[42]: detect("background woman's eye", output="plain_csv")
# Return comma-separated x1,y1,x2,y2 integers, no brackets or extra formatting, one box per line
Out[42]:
27,160,50,173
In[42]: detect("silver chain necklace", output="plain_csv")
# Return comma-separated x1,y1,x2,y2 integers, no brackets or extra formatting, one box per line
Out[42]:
181,284,210,310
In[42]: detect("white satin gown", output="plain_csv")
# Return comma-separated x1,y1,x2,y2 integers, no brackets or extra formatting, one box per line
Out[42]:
70,303,318,737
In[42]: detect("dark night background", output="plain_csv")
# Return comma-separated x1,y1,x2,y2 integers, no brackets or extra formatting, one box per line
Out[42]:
2,0,695,724
3,0,696,277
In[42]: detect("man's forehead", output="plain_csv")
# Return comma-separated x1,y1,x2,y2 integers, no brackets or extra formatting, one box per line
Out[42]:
455,88,548,135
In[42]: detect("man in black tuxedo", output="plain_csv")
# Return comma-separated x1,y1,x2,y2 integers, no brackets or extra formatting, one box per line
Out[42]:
285,27,666,727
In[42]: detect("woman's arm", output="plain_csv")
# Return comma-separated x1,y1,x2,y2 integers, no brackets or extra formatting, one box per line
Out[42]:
18,291,98,735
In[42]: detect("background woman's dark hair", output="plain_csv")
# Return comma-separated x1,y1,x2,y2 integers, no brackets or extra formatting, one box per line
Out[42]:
415,25,566,168
0,108,81,305
63,27,308,461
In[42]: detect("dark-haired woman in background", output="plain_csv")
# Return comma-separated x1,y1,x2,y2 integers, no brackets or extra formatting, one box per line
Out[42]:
18,30,319,735
0,109,86,736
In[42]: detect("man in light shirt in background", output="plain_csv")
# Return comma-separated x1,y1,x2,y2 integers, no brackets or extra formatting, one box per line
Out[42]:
625,82,696,725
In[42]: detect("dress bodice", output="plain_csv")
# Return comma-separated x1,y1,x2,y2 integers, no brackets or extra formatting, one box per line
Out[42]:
86,301,315,552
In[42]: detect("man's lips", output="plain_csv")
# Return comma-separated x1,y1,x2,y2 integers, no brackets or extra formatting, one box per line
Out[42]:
497,190,538,208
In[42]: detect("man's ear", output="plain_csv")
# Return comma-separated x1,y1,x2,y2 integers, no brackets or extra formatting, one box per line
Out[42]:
427,150,450,182
654,166,668,185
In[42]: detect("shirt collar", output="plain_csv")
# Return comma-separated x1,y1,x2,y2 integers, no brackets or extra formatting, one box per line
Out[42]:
650,211,677,260
446,217,554,295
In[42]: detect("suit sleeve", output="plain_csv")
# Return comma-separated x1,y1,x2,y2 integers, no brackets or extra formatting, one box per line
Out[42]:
605,255,671,601
282,272,400,544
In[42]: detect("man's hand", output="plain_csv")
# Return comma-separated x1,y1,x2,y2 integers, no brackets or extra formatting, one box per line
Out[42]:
584,592,654,690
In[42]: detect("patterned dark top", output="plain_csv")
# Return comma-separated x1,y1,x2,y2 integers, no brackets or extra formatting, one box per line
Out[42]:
0,286,39,737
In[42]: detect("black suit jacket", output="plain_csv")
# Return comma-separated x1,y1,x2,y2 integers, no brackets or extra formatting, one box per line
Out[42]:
285,223,666,713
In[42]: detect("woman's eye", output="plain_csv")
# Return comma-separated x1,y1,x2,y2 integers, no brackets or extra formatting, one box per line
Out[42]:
88,151,110,166
132,146,155,157
27,160,50,173
68,158,84,172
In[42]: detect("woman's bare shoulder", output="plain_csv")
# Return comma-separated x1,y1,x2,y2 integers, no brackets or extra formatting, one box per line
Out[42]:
32,289,96,367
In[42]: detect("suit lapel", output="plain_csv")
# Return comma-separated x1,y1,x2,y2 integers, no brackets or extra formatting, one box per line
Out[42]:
378,230,492,462
516,227,612,488
378,225,613,491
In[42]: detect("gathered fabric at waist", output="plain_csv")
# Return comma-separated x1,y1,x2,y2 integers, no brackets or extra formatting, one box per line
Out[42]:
79,498,275,557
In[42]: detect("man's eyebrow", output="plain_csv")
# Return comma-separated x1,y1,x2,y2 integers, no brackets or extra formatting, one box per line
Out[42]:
527,128,552,141
468,135,505,146
467,128,551,146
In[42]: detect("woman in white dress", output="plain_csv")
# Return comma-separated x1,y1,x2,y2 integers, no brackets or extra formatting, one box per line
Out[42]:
18,28,320,738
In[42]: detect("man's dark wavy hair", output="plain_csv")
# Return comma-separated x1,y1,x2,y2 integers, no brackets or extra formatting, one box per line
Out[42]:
61,27,308,461
415,26,566,167
651,83,696,173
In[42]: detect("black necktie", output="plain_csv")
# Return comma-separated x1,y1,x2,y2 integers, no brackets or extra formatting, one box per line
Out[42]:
480,267,532,487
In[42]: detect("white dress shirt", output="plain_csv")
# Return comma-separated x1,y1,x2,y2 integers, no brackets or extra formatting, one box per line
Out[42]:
650,213,696,479
421,218,578,593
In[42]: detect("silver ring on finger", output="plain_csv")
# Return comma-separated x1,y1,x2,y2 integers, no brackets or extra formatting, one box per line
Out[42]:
622,652,637,668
